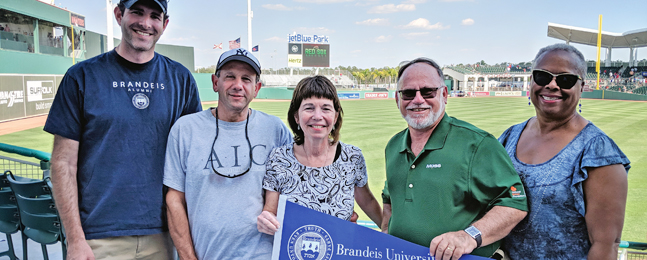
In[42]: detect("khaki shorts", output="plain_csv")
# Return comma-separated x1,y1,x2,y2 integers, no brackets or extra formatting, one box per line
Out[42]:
86,232,174,260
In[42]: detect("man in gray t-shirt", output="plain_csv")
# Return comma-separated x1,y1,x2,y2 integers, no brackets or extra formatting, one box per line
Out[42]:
164,48,292,259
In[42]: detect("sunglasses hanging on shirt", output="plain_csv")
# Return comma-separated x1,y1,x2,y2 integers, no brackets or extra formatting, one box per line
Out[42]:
210,107,253,178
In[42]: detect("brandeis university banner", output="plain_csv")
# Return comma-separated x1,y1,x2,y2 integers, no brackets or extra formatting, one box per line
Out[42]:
271,195,489,260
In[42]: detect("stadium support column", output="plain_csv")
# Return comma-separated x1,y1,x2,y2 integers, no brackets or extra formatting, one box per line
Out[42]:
605,47,612,67
33,20,39,54
523,76,528,91
484,76,489,92
629,47,635,67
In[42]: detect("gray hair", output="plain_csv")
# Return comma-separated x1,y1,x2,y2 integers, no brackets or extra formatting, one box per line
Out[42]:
397,57,446,90
532,43,587,78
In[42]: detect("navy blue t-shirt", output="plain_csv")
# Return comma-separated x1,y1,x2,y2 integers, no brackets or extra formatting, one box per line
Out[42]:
44,50,202,239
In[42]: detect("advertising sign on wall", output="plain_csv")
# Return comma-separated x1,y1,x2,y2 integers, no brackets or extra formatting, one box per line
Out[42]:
494,91,522,96
337,92,360,99
71,13,86,28
0,75,61,122
364,92,389,99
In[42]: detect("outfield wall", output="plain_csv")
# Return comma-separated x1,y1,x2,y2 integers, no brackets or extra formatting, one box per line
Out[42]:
2,73,646,123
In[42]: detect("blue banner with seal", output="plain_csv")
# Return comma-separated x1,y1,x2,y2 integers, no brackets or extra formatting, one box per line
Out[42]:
271,196,489,260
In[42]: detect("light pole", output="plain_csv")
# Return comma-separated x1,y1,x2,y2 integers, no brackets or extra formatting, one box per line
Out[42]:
106,0,113,51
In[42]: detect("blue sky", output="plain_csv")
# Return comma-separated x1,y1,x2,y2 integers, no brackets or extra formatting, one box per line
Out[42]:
55,0,647,70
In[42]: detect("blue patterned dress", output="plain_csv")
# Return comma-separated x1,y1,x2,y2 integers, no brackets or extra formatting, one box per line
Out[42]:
498,119,630,259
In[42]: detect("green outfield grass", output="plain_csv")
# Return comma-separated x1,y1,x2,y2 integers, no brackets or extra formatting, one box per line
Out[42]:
1,97,645,242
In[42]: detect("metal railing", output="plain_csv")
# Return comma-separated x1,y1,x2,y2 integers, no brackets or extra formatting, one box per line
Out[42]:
0,143,50,180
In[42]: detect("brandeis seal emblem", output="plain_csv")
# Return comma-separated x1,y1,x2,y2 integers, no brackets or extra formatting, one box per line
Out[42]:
287,225,333,260
132,93,149,109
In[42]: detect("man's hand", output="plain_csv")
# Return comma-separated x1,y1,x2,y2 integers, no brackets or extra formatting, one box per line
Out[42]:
257,210,280,235
429,230,477,260
67,239,95,260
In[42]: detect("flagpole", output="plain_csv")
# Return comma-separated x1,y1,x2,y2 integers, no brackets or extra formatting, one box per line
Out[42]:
106,0,114,51
247,0,253,51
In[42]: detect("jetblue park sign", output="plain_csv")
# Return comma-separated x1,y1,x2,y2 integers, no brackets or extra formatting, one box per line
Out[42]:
288,33,330,68
288,33,330,44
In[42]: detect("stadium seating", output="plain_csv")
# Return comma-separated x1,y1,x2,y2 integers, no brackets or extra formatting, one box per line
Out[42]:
6,173,66,260
632,86,647,95
622,66,647,78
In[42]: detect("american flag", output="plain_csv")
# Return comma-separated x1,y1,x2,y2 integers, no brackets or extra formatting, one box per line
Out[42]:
229,38,240,49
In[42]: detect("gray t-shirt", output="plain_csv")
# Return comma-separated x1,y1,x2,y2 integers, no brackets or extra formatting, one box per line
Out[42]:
164,108,292,260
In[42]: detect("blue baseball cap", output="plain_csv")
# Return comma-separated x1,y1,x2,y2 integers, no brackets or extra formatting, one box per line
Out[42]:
216,48,262,76
120,0,168,14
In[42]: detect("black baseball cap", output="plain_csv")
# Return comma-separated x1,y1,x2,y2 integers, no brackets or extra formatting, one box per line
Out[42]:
216,48,261,76
120,0,168,14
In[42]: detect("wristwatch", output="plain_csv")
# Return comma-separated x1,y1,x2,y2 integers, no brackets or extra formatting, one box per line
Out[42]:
464,225,482,248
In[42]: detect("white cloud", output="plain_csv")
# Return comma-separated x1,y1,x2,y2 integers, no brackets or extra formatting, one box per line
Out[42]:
294,0,353,3
441,0,471,2
262,4,292,11
292,27,335,34
403,0,427,3
356,18,389,26
461,18,474,25
368,4,415,14
402,32,429,39
355,0,380,6
403,18,450,30
374,35,393,43
265,36,285,42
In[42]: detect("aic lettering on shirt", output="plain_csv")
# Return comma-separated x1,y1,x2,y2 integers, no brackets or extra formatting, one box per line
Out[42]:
203,144,267,169
112,81,165,90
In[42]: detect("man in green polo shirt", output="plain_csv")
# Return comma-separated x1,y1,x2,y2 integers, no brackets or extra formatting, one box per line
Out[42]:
381,58,528,260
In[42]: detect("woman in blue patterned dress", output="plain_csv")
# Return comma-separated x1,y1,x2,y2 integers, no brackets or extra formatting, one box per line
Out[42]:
499,43,630,259
257,76,382,235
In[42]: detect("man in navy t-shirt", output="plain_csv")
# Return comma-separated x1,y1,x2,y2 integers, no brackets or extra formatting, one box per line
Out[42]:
44,0,201,259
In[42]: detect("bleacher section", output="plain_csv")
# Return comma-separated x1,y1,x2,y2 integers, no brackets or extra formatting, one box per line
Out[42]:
622,66,647,78
587,66,621,79
633,86,647,95
261,74,356,88
476,66,505,74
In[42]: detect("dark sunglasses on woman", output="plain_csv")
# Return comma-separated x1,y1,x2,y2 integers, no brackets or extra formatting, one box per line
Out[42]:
532,69,582,89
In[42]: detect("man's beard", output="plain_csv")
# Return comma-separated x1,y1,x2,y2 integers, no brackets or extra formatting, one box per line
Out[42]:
402,100,445,130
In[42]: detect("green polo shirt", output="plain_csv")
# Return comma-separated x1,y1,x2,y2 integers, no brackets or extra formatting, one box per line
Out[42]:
382,113,527,257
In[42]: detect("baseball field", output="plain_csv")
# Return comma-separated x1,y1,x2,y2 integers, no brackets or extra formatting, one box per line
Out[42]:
0,96,645,242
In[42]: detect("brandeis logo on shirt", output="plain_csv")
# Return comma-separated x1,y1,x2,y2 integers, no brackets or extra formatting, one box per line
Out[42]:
112,81,166,93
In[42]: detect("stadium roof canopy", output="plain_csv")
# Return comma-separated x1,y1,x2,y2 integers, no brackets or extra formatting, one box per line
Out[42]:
548,22,647,48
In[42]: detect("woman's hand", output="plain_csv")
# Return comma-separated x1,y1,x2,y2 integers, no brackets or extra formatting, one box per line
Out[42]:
257,210,280,235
